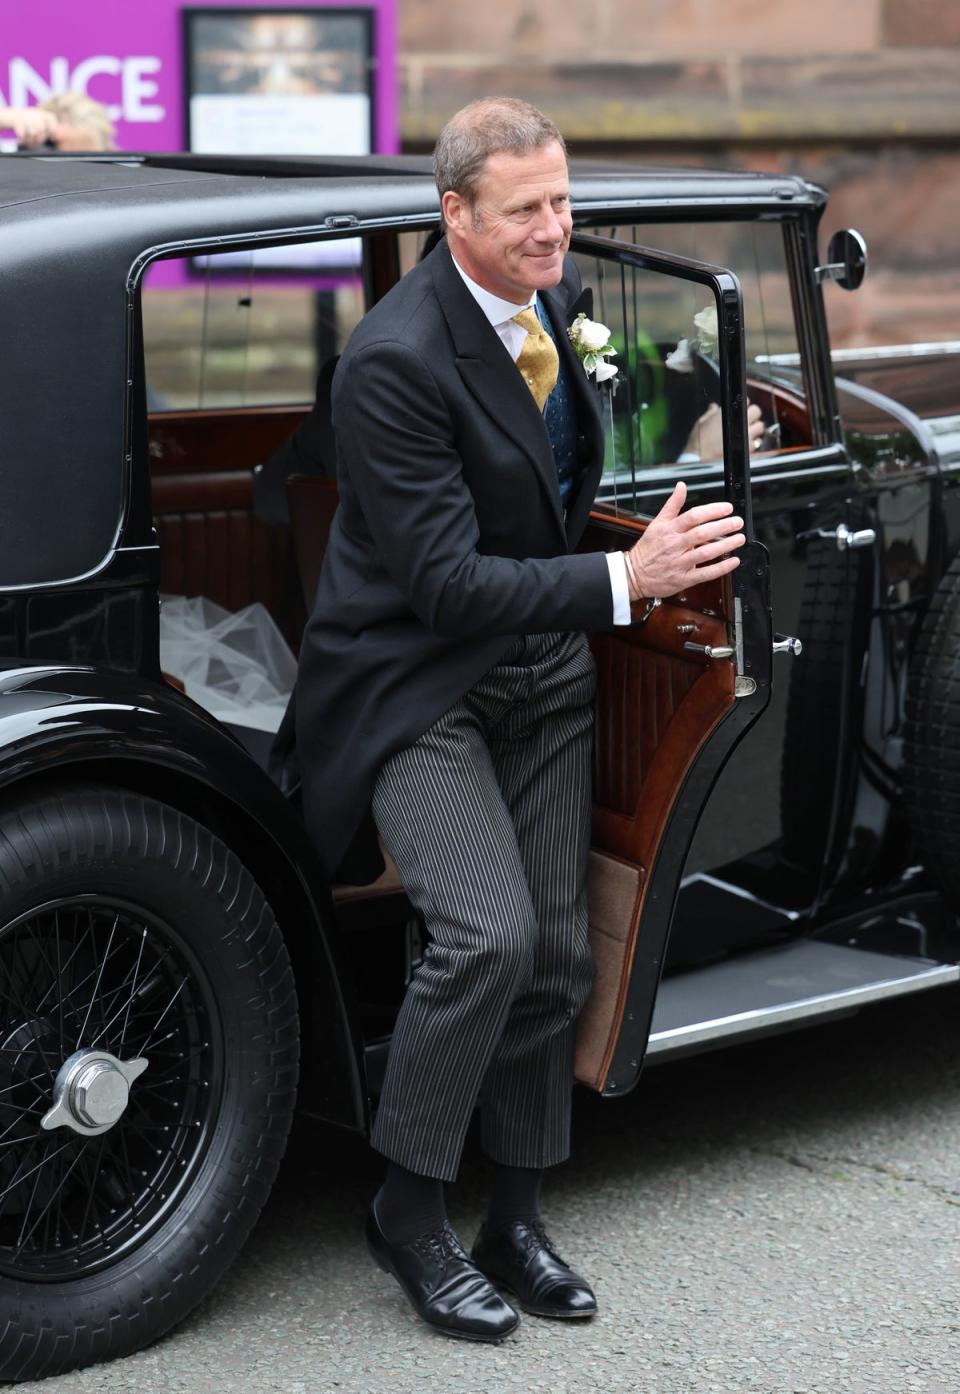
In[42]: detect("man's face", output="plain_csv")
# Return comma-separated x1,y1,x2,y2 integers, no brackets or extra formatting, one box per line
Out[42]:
443,140,572,304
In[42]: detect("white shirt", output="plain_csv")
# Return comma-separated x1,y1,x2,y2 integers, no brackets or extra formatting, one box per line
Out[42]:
450,254,632,625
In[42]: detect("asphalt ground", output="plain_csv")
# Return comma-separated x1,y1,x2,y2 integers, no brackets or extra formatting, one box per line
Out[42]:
21,985,960,1394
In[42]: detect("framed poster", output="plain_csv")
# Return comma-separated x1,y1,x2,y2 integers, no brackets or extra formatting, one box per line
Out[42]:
183,6,375,273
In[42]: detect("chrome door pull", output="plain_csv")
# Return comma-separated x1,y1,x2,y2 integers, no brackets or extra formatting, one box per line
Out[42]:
772,633,803,657
683,641,735,659
835,523,876,550
799,523,876,551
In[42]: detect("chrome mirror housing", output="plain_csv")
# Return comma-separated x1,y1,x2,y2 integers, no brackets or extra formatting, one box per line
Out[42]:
816,228,868,290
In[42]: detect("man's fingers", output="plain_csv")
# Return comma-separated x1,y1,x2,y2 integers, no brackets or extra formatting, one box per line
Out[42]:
685,554,742,584
747,403,763,423
675,499,735,532
691,533,746,565
655,480,687,522
687,514,743,546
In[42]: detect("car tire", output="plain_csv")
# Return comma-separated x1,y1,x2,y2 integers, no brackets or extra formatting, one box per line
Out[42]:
903,553,960,906
0,784,300,1382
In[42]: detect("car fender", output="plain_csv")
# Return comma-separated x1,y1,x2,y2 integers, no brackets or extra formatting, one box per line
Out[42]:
0,662,367,1132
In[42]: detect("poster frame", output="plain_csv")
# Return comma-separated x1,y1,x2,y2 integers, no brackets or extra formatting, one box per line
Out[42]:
181,3,376,277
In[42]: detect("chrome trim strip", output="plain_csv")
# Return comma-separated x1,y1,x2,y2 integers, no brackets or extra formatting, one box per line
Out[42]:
646,961,959,1055
680,870,803,921
733,596,744,676
757,341,960,367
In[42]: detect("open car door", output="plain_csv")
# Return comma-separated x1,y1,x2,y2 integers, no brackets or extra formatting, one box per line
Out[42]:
569,233,774,1096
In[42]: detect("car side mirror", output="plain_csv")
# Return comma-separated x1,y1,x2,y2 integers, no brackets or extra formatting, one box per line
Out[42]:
815,229,868,291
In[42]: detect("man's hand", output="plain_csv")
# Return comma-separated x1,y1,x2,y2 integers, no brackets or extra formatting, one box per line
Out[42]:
625,481,745,601
681,401,766,461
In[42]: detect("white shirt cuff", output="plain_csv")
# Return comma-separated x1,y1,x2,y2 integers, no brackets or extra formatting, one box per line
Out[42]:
606,551,632,625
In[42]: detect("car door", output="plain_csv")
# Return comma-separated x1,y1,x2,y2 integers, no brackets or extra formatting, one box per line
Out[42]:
572,214,874,948
565,233,774,1095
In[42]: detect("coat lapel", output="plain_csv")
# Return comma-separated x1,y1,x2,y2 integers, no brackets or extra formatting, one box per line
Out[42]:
430,242,566,539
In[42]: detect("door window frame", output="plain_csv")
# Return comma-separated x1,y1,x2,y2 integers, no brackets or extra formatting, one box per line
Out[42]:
571,208,850,470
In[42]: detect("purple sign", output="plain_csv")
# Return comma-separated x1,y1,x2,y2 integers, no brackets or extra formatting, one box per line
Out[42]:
0,0,397,154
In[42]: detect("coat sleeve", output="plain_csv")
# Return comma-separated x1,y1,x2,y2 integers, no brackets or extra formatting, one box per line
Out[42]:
332,339,614,640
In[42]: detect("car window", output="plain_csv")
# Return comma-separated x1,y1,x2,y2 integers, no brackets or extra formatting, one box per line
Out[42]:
569,252,729,516
572,221,810,508
141,239,365,412
605,222,800,365
397,227,437,278
138,233,379,662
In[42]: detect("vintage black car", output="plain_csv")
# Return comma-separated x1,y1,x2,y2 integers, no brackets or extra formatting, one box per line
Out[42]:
1,151,958,1381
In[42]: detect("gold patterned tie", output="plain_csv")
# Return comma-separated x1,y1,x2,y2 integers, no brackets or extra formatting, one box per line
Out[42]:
512,306,559,412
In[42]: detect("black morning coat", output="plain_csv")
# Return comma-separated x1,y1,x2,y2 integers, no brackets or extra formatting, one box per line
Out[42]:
272,237,616,883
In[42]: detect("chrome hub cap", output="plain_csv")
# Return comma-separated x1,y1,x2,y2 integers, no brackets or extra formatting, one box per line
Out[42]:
0,896,218,1280
42,1050,149,1136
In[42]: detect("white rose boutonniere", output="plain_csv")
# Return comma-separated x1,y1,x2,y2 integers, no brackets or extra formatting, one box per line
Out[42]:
567,312,618,385
692,304,719,357
665,304,720,374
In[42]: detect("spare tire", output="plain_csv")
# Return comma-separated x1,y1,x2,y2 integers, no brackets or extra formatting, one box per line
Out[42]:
0,784,299,1382
904,553,960,906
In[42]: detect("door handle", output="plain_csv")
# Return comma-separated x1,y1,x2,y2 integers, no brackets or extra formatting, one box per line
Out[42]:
798,523,876,551
683,642,735,659
772,633,803,657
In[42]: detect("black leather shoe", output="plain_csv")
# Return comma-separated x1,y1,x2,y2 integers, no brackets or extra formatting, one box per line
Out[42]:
472,1219,598,1319
366,1202,520,1342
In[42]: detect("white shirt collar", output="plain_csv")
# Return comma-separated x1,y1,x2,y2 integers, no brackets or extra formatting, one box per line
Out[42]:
450,251,536,328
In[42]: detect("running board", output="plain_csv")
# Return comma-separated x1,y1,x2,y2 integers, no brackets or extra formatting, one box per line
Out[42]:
646,940,960,1059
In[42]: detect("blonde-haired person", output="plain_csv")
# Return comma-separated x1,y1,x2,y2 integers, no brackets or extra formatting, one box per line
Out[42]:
0,92,116,151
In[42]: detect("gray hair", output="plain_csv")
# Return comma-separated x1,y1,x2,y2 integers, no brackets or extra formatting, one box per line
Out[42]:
433,97,566,206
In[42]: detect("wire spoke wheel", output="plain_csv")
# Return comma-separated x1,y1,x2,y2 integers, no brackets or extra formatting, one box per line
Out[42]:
0,897,219,1280
0,786,299,1384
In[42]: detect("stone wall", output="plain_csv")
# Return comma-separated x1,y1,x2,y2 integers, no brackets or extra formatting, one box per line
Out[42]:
398,0,960,346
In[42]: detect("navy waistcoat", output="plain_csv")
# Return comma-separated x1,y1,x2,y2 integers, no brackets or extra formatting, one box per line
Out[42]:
535,297,578,506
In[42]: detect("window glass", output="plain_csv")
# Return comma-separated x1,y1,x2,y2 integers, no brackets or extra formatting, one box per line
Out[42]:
141,241,365,412
139,235,375,696
573,221,809,505
397,226,439,278
604,221,799,364
569,250,727,517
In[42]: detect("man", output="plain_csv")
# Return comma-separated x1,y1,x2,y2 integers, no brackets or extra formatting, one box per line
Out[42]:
283,97,745,1342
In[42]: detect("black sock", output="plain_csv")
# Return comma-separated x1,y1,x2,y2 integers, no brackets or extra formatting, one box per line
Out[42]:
486,1162,543,1231
374,1161,446,1245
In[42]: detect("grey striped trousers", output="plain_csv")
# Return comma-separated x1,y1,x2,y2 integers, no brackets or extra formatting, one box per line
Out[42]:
370,630,597,1182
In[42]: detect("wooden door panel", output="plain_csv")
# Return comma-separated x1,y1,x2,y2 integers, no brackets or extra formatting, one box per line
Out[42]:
591,633,734,866
576,512,738,1089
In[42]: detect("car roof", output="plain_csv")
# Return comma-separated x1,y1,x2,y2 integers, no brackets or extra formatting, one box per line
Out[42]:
0,150,822,226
